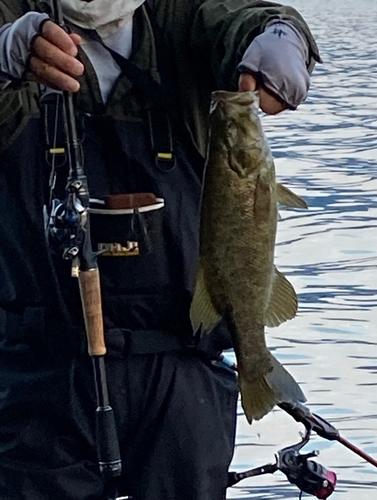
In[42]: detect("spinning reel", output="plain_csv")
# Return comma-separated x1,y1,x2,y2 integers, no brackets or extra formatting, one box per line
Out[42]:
217,353,377,499
227,398,377,498
228,422,336,499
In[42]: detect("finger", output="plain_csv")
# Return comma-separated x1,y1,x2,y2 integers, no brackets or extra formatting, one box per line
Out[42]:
28,56,80,92
238,74,286,114
69,33,82,47
32,36,84,78
25,71,65,92
238,73,257,92
259,88,286,115
41,20,79,57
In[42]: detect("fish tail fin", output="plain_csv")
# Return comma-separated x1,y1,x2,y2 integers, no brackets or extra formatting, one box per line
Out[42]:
240,354,306,424
190,265,222,335
265,353,307,403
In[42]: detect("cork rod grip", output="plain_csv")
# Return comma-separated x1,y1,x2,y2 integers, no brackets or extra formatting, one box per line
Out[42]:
78,268,106,356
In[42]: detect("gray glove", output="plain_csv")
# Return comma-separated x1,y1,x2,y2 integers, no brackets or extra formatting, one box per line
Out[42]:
238,21,314,110
0,12,49,81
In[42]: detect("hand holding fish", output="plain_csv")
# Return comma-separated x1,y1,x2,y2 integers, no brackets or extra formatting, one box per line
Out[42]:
238,20,314,112
238,73,286,115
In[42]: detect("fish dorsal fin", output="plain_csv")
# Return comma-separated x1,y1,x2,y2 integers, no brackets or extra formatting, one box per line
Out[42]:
264,267,298,327
190,265,222,335
276,183,308,209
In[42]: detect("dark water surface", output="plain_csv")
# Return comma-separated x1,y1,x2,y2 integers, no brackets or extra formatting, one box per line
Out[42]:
229,1,377,498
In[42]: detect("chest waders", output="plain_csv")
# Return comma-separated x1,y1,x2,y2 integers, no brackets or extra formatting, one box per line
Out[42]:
40,1,206,498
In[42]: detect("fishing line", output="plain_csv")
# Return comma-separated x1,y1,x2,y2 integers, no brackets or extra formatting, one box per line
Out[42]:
48,92,61,208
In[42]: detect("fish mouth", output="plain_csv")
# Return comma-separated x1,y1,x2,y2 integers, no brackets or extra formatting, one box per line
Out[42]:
211,90,259,107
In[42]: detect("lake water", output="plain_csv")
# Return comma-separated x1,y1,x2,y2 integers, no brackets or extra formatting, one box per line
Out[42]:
228,1,377,499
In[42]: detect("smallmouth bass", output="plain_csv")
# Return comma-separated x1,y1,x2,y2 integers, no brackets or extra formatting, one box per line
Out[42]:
190,91,307,422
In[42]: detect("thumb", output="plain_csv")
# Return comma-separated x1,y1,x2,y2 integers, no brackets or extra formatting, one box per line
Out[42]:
238,73,286,114
238,73,257,92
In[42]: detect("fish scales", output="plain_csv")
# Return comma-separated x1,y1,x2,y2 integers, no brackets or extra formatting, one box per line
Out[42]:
201,94,276,377
191,91,306,422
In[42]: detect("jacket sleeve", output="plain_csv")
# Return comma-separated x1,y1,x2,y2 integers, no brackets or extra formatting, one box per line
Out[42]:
0,1,40,154
191,0,321,90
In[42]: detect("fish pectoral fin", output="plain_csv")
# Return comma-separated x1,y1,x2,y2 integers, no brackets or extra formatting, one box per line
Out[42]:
239,354,306,424
276,183,308,209
264,267,298,327
190,265,222,335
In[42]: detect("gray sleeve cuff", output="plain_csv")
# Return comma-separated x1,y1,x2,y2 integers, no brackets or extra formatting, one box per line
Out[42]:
265,19,316,73
0,11,50,82
238,21,312,109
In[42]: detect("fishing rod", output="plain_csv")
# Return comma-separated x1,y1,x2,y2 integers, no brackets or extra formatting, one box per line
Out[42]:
279,400,377,469
221,356,377,498
46,0,122,495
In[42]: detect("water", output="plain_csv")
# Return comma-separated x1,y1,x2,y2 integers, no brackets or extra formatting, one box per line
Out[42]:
228,1,377,498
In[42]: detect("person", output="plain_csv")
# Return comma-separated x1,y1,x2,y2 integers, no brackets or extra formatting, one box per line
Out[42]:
0,1,321,499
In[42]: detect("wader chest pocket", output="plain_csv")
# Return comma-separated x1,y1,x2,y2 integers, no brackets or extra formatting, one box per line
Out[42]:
89,198,168,293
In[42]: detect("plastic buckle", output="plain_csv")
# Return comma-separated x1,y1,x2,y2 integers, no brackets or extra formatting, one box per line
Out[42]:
45,146,66,168
155,151,176,172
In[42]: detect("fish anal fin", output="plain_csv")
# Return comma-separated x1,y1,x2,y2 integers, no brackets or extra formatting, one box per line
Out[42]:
190,265,222,335
264,267,298,328
239,353,306,424
276,183,308,209
239,374,277,423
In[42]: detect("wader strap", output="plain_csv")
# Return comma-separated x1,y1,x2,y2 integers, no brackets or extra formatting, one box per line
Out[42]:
81,30,171,109
84,328,196,356
77,28,203,169
127,329,195,355
101,328,228,360
147,109,176,172
41,92,67,167
39,91,68,209
81,30,177,172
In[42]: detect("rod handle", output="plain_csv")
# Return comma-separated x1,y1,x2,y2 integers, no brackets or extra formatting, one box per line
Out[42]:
96,405,122,478
78,268,106,356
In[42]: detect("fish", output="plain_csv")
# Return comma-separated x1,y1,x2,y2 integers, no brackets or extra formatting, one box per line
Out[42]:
190,90,307,423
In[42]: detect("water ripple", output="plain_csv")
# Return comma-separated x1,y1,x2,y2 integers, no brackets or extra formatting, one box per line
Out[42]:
232,1,377,498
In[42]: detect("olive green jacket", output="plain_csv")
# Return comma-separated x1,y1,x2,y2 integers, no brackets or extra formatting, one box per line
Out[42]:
0,0,321,155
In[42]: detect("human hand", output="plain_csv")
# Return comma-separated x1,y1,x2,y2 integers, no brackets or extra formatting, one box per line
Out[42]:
238,73,286,115
238,21,311,114
28,20,84,92
0,12,84,92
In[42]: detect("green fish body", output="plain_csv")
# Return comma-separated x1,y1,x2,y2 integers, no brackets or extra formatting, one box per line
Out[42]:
191,91,307,422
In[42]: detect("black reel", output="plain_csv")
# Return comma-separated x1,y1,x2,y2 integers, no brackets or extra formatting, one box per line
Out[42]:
228,426,337,499
46,179,88,260
277,439,337,499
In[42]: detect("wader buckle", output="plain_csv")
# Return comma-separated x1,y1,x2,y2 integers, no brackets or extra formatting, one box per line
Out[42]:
147,109,176,172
